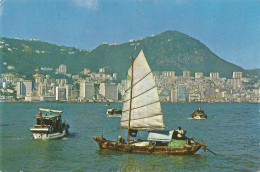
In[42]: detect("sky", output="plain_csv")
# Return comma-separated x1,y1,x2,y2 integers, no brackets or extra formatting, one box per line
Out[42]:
0,0,259,69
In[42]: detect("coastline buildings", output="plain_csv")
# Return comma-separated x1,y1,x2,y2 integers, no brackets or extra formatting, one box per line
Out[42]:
0,63,258,103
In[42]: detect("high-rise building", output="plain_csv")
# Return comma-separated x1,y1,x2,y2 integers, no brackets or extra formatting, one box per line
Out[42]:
232,72,243,79
227,79,242,90
183,70,190,78
55,86,66,101
38,82,48,96
99,83,118,100
0,78,3,88
16,81,33,98
66,85,73,100
58,64,67,74
177,84,187,101
195,72,203,79
56,79,67,86
162,71,175,77
80,82,95,100
210,72,220,79
170,89,178,102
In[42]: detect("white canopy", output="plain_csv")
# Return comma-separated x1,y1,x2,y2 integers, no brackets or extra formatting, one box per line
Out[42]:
39,108,63,113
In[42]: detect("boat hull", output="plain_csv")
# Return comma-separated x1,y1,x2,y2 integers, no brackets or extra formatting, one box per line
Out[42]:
107,114,122,118
31,128,68,140
93,136,201,155
192,116,206,120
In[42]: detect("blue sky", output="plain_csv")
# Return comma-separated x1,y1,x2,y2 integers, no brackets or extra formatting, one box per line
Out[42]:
0,0,259,69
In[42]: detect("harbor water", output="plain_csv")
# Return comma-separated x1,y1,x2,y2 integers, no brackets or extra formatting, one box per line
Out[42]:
0,102,259,171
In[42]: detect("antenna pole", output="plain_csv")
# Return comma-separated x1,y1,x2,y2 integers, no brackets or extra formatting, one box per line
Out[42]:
127,56,134,145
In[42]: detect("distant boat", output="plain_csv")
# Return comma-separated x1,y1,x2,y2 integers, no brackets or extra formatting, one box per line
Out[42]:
191,107,207,119
94,50,207,155
30,108,70,139
105,101,110,106
106,108,122,118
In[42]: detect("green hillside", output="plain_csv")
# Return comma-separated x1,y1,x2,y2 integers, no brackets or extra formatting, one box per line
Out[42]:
0,31,248,80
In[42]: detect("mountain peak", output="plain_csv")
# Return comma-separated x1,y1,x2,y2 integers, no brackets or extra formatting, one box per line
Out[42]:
1,31,247,80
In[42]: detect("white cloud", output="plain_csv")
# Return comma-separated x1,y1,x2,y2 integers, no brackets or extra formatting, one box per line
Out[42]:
72,0,99,10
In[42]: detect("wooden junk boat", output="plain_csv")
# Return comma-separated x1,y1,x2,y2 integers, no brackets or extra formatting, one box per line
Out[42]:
30,108,70,139
191,107,207,119
94,50,207,155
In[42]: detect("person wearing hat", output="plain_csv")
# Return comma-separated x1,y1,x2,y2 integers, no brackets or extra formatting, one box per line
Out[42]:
176,127,185,139
118,135,125,144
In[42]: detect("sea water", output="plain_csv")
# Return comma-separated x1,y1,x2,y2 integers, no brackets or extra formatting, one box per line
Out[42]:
0,102,259,171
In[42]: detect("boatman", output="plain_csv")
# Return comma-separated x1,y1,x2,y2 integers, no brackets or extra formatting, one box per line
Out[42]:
118,135,125,145
176,127,185,139
38,111,42,118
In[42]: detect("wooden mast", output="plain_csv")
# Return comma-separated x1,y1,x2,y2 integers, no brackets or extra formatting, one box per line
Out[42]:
127,56,134,145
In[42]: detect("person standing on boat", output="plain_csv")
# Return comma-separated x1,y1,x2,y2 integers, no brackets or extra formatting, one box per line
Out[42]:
38,111,42,118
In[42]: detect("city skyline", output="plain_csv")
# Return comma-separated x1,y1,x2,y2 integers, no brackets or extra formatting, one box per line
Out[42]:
1,62,259,103
1,0,260,70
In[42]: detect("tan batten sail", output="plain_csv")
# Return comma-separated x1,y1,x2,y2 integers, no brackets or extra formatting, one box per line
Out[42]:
120,50,165,130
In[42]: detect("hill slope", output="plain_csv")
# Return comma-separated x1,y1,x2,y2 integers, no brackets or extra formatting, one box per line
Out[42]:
0,31,247,80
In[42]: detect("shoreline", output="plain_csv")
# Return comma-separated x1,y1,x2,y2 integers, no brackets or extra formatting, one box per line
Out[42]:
0,100,258,104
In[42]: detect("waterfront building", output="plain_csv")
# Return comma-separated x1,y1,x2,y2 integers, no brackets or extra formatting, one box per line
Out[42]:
66,84,73,100
177,84,187,101
71,90,79,101
189,92,201,102
16,80,33,98
232,72,243,79
99,83,118,100
22,81,33,96
37,82,48,96
55,86,66,101
79,82,95,100
170,89,178,102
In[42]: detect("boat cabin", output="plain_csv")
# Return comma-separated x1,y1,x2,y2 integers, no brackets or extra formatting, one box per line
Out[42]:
32,108,64,133
147,130,189,148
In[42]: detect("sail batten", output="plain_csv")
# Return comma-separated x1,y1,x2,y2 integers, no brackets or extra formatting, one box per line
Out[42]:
120,50,165,130
125,71,153,93
121,112,162,122
123,85,157,103
122,100,160,113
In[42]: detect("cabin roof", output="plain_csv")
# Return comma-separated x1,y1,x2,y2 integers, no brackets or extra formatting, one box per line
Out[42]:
35,115,59,119
39,108,63,113
147,130,174,142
